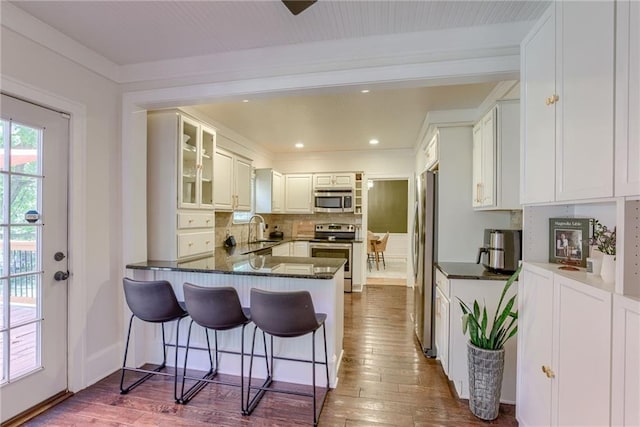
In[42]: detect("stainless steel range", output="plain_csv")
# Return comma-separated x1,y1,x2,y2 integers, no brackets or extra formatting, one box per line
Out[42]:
311,223,354,292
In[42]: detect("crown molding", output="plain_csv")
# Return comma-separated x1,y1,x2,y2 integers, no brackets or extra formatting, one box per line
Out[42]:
1,2,120,82
3,1,533,87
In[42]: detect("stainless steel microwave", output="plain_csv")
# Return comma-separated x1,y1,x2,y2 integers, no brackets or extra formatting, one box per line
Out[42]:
313,189,354,213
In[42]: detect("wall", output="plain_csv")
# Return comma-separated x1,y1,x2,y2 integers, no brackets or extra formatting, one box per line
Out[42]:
1,27,122,389
368,180,409,233
215,211,364,247
435,126,512,262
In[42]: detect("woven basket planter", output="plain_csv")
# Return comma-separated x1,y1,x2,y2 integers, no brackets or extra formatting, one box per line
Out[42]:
467,342,505,420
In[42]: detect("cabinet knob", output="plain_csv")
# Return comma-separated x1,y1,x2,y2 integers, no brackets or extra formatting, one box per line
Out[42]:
541,365,555,378
188,242,193,247
188,219,193,223
205,240,210,245
546,94,559,105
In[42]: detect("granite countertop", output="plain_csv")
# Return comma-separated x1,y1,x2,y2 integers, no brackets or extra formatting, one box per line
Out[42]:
126,250,346,279
437,262,515,281
228,238,365,256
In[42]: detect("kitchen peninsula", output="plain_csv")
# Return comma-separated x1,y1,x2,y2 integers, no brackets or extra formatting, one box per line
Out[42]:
125,252,345,388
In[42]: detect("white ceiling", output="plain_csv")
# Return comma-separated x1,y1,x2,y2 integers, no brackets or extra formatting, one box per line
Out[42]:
190,82,499,153
11,1,548,66
8,1,547,153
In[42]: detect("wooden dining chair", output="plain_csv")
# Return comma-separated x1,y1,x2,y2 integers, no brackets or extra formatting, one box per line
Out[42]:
374,232,390,269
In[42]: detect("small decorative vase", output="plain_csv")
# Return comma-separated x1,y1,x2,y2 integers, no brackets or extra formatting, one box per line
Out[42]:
600,254,615,284
467,342,504,421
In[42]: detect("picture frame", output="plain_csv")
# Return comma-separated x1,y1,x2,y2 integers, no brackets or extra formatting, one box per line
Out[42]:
548,218,591,268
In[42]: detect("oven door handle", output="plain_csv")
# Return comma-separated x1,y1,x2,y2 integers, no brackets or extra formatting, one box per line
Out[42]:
310,243,352,250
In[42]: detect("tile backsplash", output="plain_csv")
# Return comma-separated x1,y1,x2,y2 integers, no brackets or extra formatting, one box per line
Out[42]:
215,212,363,246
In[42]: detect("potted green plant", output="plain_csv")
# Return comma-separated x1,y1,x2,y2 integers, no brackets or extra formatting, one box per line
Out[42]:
458,265,520,421
591,220,616,282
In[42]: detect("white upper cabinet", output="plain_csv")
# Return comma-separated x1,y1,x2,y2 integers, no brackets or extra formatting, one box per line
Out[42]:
555,1,614,201
472,102,520,210
255,168,284,213
285,174,313,213
521,8,556,204
615,0,640,197
214,146,252,211
472,108,496,208
521,2,615,203
147,110,215,261
313,173,355,189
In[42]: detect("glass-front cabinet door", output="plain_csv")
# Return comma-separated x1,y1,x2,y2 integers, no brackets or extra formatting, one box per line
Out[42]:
179,116,199,207
200,126,215,208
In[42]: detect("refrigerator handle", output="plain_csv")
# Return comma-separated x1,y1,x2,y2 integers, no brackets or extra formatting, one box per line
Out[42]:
412,200,419,279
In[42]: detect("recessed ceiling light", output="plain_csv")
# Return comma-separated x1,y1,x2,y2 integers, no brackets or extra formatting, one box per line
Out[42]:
242,99,249,103
369,139,379,145
295,142,304,148
361,89,370,93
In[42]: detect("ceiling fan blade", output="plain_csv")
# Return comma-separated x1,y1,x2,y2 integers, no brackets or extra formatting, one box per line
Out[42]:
282,0,317,16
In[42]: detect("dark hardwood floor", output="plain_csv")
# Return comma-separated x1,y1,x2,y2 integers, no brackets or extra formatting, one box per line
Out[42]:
25,285,516,426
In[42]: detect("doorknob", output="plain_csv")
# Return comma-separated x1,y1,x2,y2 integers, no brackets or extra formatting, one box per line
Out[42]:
54,271,69,281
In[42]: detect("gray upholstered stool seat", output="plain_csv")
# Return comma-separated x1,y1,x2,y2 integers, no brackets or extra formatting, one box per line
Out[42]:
246,288,330,426
120,278,188,402
179,283,252,413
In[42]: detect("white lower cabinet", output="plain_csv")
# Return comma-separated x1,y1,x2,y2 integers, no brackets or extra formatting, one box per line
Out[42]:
434,283,450,376
435,268,517,403
291,241,309,257
177,231,215,259
351,242,363,289
611,294,640,426
517,263,612,426
271,242,291,257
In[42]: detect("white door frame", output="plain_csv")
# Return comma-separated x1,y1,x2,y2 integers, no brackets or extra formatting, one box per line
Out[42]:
0,76,88,393
365,174,413,284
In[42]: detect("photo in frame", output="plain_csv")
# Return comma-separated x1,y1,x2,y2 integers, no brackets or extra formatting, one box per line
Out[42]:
548,218,591,268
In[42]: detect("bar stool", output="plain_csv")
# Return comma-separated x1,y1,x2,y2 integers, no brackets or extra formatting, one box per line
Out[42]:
179,283,254,413
246,288,330,426
120,278,188,402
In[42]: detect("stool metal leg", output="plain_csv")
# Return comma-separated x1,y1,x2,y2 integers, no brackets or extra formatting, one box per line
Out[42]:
120,316,181,396
246,326,273,414
180,320,216,404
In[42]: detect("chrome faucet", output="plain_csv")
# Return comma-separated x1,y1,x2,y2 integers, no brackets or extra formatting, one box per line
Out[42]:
248,214,266,243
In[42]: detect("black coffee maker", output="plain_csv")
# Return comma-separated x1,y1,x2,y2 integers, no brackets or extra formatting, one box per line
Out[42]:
477,229,522,273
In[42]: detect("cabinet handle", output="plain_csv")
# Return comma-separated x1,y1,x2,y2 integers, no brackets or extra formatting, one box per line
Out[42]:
188,242,193,247
205,240,210,245
188,219,193,224
541,365,555,378
206,219,211,224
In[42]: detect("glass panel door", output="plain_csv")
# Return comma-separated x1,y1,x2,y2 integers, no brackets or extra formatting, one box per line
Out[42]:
200,126,214,207
1,119,42,383
180,117,198,207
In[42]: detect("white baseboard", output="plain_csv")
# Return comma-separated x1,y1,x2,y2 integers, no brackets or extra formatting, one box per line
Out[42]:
83,342,122,389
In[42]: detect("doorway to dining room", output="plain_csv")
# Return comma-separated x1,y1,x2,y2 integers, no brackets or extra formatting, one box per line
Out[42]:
366,178,409,286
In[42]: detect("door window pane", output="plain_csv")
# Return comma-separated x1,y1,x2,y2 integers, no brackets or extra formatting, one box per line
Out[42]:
9,275,39,326
10,323,39,380
10,123,40,175
0,279,5,330
10,176,39,225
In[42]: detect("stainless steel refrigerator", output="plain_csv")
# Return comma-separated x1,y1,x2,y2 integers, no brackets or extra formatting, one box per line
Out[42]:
412,170,437,357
